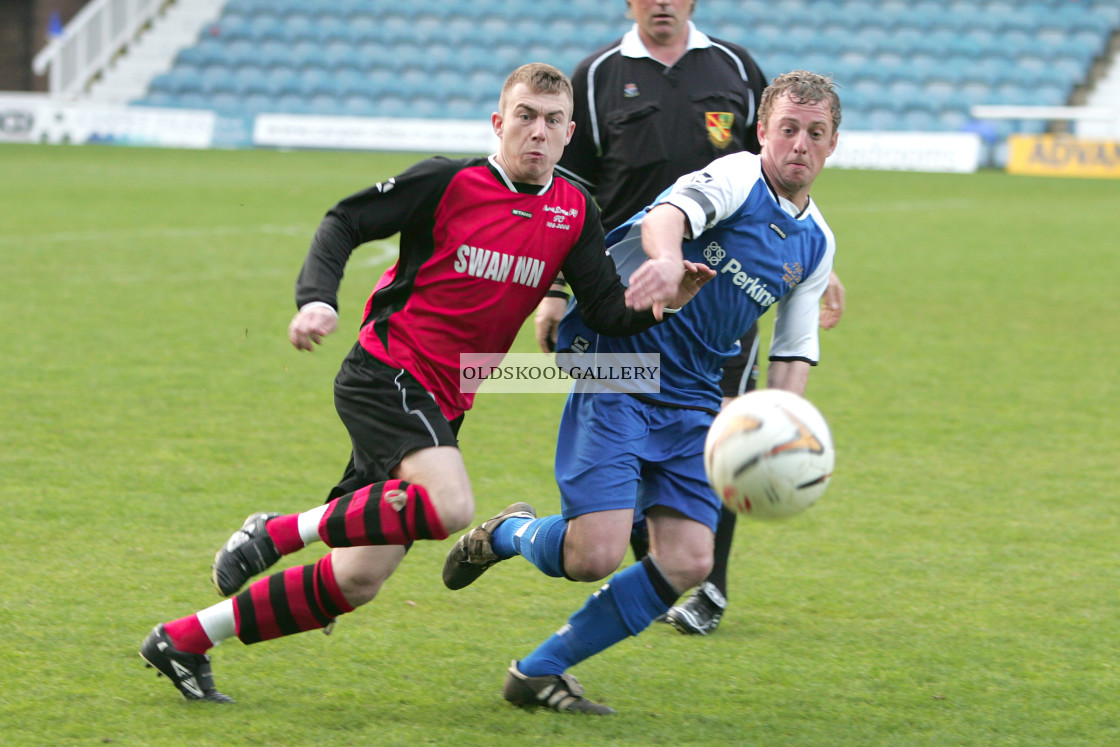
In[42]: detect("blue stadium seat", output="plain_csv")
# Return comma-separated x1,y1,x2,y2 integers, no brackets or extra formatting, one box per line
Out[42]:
134,91,176,108
264,66,302,98
939,106,970,132
200,65,239,96
866,107,901,132
275,94,310,115
840,107,869,131
208,91,244,115
212,16,252,43
176,90,211,110
340,95,379,118
177,38,227,68
290,40,329,70
346,13,380,44
147,71,182,96
278,13,317,44
244,91,281,115
900,107,942,132
388,44,432,74
446,95,482,120
370,95,411,118
293,67,336,99
335,68,371,99
247,14,285,43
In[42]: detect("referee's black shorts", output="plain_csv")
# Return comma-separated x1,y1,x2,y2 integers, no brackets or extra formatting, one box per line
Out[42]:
328,342,463,500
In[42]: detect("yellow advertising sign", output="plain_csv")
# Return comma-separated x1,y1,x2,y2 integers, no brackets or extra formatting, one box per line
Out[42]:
1007,134,1120,178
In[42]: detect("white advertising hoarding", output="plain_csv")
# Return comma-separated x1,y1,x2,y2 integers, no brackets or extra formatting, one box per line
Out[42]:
253,114,498,154
829,131,982,173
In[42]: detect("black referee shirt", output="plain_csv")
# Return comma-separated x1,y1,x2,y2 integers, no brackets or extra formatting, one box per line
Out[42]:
557,31,767,232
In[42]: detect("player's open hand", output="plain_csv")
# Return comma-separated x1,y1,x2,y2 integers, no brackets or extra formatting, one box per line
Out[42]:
289,305,338,351
668,260,716,310
819,270,845,330
625,256,686,320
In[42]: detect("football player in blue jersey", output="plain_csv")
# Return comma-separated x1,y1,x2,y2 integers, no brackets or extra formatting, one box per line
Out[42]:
443,70,842,714
538,0,846,636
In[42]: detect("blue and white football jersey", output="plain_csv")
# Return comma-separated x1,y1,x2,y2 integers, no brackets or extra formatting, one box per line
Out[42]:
557,151,836,410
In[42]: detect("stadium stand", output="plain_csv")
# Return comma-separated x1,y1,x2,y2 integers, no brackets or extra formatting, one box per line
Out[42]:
126,0,1120,135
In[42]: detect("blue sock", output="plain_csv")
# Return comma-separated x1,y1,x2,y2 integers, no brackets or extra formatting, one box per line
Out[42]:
492,514,567,578
490,515,532,558
518,556,679,677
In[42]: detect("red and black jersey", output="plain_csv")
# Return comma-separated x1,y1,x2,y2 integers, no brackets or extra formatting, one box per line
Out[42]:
295,156,656,420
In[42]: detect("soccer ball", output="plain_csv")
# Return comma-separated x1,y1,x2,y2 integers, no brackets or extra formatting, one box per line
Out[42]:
704,389,834,520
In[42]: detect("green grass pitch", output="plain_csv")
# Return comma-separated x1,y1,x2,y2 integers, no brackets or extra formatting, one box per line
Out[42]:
1,142,1118,745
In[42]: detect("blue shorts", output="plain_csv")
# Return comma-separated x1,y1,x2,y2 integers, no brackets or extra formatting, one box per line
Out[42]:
554,392,721,532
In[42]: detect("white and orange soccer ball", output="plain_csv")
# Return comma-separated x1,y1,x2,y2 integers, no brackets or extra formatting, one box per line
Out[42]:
703,389,834,520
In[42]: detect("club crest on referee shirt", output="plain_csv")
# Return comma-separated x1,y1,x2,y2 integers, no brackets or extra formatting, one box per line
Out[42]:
706,112,734,148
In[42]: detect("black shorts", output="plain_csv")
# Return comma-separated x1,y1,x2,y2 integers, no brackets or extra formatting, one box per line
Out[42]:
328,342,463,499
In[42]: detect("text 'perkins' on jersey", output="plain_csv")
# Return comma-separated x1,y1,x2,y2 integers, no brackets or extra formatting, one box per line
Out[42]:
452,244,547,288
702,238,778,308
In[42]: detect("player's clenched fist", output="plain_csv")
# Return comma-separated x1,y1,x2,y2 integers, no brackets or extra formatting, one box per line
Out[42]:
288,304,338,351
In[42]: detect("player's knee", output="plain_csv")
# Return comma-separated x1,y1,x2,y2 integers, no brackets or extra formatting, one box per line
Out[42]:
654,551,712,593
335,565,389,607
680,556,714,590
433,494,474,533
563,543,626,582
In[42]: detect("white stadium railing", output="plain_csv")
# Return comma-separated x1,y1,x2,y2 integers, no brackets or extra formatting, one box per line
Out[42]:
971,105,1120,137
32,0,164,99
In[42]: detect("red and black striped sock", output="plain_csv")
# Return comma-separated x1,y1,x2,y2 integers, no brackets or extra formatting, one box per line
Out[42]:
318,479,448,547
233,552,355,644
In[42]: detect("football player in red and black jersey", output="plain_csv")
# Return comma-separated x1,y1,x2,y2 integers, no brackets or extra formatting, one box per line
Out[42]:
139,63,712,705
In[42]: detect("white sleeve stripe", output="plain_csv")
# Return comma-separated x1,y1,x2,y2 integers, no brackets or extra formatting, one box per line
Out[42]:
585,46,622,156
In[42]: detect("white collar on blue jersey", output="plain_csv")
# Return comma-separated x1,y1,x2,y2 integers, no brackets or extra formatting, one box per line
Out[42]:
619,21,712,60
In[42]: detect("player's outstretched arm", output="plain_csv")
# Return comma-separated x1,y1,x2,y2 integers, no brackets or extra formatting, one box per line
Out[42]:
624,204,689,319
288,303,338,351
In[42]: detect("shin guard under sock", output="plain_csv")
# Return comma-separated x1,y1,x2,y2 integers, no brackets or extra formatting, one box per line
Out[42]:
265,513,305,555
234,552,355,644
518,555,680,676
506,514,567,578
319,479,448,547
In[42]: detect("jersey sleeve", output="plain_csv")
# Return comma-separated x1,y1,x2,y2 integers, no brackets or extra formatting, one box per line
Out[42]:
660,152,762,240
294,157,458,310
769,225,836,364
560,195,658,337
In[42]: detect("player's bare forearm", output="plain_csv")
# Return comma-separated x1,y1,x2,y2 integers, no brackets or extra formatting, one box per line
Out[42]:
625,205,689,317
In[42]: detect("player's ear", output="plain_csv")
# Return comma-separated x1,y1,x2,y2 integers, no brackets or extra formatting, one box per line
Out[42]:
564,119,575,145
492,111,503,137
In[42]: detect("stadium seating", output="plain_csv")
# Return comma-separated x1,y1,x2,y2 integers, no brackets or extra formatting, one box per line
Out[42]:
131,0,1119,135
